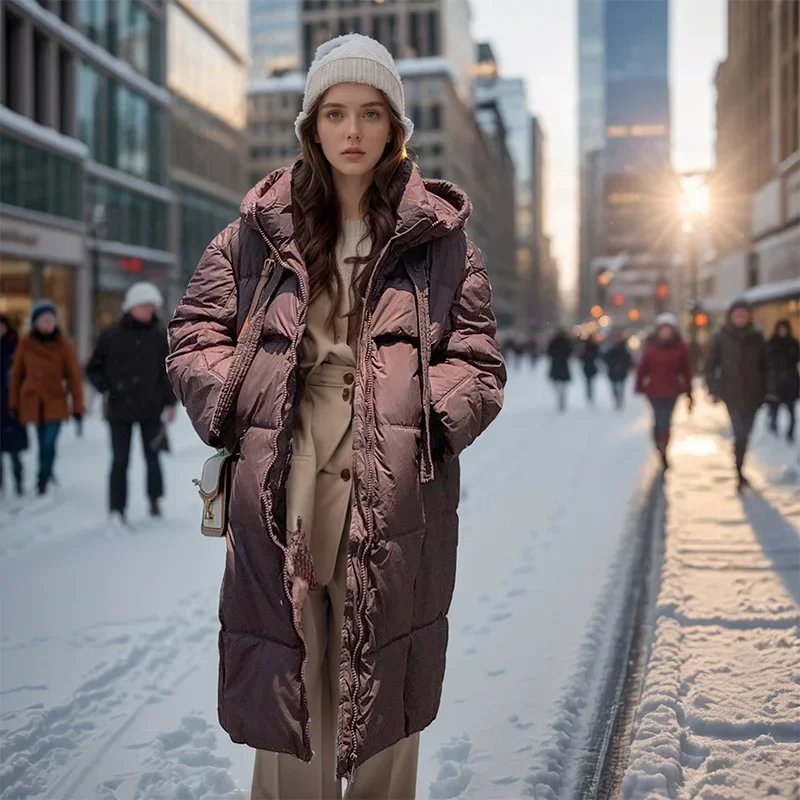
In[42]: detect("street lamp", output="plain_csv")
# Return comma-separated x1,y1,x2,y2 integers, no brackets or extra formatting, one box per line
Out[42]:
679,175,709,375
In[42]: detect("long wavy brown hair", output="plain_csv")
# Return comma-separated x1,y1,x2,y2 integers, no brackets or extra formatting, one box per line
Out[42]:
293,90,410,327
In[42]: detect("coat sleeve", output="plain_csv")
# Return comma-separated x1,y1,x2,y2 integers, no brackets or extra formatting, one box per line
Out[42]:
158,327,177,409
429,239,506,460
166,225,238,447
85,330,108,394
8,338,25,413
63,339,86,416
705,332,722,397
634,346,650,394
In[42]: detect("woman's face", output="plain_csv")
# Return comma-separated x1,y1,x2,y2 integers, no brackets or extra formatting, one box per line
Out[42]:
777,324,789,337
34,312,57,335
315,83,392,181
657,325,673,342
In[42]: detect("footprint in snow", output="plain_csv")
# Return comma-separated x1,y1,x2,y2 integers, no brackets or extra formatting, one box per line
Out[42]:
487,668,506,678
507,587,525,598
479,594,491,604
488,611,512,623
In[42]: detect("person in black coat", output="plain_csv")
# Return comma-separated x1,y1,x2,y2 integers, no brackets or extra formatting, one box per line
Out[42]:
579,333,601,405
86,282,176,522
766,319,799,443
547,329,573,412
706,298,768,490
0,315,28,495
604,331,634,410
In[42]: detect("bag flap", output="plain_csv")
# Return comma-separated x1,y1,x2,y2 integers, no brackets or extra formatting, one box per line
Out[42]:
199,448,234,498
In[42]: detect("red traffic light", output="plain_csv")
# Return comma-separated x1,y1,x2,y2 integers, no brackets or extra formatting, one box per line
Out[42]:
613,293,625,306
656,282,669,301
694,312,709,327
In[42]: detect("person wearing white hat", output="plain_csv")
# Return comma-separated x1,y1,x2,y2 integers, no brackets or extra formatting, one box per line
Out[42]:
167,31,505,800
87,281,176,525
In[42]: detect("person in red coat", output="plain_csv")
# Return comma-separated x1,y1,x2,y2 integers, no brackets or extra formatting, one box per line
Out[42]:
635,313,693,470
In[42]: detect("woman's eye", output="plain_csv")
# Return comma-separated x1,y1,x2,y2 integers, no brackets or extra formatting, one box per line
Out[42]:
364,111,380,120
327,111,342,120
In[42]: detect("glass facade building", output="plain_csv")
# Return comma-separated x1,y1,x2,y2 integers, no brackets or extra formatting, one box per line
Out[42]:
0,0,173,355
167,0,248,293
250,0,301,79
577,0,672,318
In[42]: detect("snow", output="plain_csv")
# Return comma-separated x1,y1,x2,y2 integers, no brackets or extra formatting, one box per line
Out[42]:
623,395,800,800
6,362,795,798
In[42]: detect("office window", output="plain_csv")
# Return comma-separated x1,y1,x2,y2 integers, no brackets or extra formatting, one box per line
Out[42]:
0,134,82,220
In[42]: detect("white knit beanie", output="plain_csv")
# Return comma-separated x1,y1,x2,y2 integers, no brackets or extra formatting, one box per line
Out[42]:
123,281,163,313
295,34,414,142
655,312,679,329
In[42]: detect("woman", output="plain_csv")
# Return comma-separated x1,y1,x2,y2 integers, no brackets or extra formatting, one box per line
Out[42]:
635,313,692,470
604,331,633,411
766,318,799,443
547,329,573,412
167,34,505,799
580,333,601,406
0,314,28,495
9,300,84,495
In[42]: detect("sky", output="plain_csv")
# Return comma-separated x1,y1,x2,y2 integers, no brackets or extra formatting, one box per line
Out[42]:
470,0,728,297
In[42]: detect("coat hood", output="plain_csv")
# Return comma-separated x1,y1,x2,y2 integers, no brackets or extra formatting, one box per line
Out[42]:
240,160,472,269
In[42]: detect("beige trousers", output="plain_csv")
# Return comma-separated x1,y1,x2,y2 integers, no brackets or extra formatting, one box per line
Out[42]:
251,365,419,800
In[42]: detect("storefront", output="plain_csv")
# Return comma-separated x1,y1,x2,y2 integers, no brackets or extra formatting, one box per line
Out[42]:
0,209,90,359
93,250,174,332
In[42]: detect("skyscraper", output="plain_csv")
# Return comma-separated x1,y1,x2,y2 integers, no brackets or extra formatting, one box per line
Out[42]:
578,0,673,324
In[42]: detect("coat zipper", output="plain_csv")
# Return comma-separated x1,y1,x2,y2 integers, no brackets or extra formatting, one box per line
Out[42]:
343,219,441,780
251,217,314,761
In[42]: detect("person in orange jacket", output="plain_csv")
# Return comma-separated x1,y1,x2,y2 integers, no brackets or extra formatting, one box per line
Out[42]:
9,299,85,494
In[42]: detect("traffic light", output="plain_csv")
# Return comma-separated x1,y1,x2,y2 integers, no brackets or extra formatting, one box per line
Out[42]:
694,312,709,328
655,282,669,301
613,293,625,306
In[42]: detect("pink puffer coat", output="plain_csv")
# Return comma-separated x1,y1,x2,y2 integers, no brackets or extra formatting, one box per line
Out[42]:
167,160,506,778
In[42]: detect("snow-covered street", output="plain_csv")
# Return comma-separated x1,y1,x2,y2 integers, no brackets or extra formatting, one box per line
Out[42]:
0,364,651,798
1,364,797,799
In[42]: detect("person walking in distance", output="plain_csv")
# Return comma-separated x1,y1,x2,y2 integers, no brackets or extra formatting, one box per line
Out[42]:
9,300,85,495
87,282,176,524
706,298,767,491
765,318,799,443
167,34,505,799
580,333,601,406
0,315,28,496
635,313,692,471
547,329,573,412
604,330,633,410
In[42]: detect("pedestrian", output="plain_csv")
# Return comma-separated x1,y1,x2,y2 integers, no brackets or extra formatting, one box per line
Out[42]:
167,33,506,800
580,333,601,405
705,298,767,491
547,329,573,412
635,313,692,470
604,330,633,410
765,319,799,443
0,314,28,496
86,281,176,525
8,299,84,495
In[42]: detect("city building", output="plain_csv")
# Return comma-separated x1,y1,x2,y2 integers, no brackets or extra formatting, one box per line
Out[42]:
167,0,249,299
702,0,800,334
247,56,516,326
249,0,474,100
577,0,675,327
474,43,557,333
250,0,301,79
1,0,175,359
